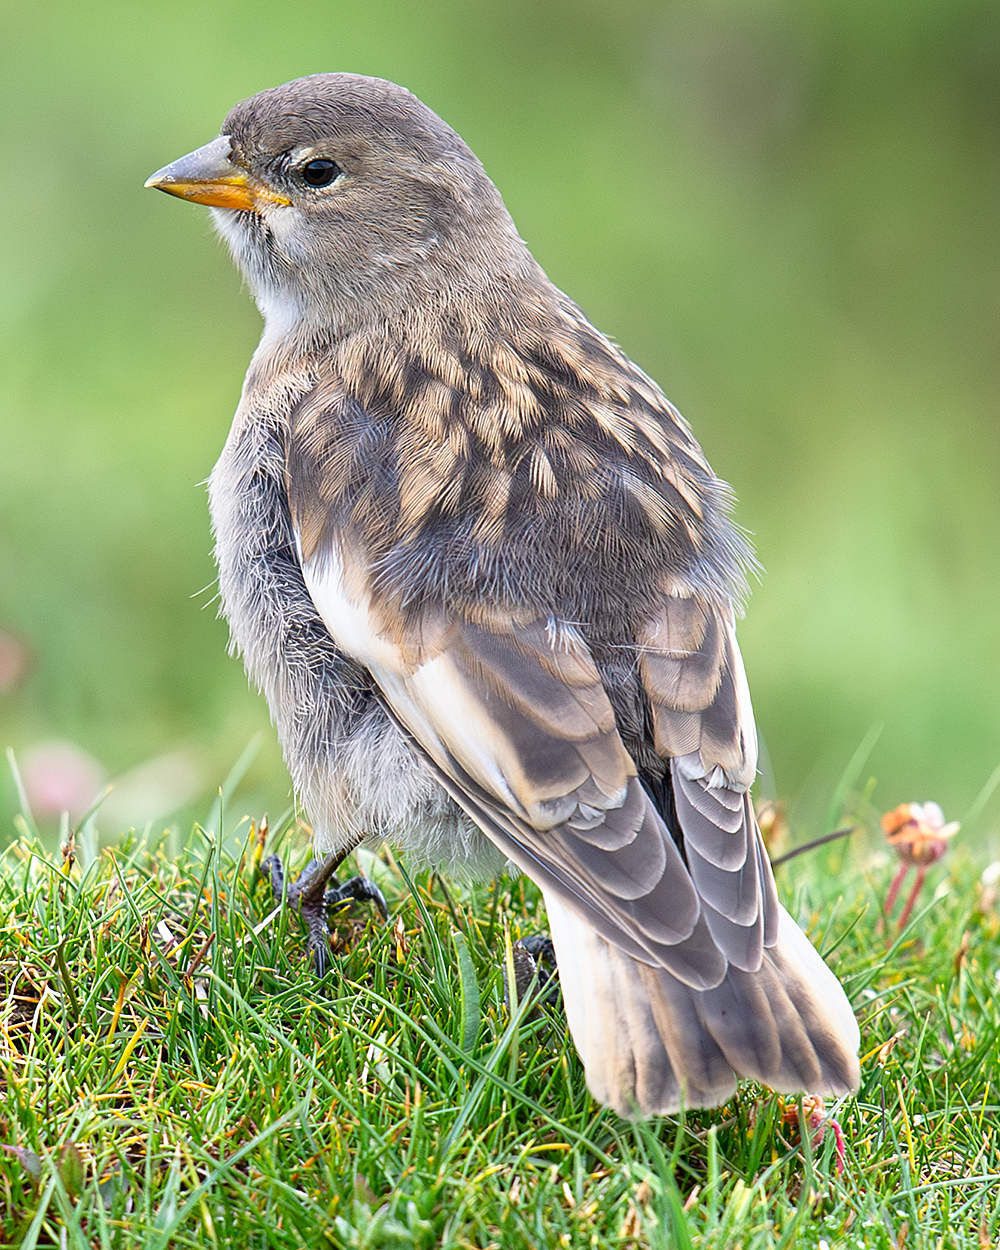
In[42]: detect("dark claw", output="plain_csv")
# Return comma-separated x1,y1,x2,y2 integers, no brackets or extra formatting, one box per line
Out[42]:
507,933,560,1012
263,852,287,899
520,934,556,966
261,850,387,975
325,874,389,923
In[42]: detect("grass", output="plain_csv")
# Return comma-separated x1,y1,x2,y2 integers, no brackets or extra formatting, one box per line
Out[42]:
1,799,999,1248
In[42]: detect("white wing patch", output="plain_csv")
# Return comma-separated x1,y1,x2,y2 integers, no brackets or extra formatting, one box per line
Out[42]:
301,544,549,820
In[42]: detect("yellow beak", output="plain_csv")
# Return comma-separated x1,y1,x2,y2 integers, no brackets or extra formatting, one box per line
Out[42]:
144,135,290,210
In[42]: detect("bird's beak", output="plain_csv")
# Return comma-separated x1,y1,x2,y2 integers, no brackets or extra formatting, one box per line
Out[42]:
144,135,291,210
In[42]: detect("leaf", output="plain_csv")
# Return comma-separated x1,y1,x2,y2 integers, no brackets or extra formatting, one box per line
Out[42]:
451,928,481,1053
98,1170,131,1212
58,1142,85,1197
1,1144,42,1184
151,1147,183,1245
663,1177,696,1250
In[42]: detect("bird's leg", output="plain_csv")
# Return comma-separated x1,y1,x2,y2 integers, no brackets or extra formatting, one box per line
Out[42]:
264,849,345,974
262,846,388,975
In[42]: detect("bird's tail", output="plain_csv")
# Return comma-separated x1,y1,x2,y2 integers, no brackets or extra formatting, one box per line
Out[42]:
544,892,860,1118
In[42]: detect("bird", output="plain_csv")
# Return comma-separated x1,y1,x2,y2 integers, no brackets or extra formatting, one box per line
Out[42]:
146,73,860,1118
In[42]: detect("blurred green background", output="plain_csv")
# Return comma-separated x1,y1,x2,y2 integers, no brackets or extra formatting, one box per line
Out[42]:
2,0,999,846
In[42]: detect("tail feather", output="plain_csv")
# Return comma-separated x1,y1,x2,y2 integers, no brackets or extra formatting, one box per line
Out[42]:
546,891,860,1118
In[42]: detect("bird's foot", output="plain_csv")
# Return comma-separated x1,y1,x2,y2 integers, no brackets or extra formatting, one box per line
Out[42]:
262,849,388,976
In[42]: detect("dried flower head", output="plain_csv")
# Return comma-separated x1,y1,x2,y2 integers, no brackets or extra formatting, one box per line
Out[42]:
755,799,789,856
778,1094,846,1174
881,802,959,866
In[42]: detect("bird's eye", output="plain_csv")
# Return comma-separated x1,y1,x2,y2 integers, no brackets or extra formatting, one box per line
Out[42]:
300,158,342,187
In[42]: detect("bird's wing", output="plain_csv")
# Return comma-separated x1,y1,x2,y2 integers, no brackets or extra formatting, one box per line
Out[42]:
298,538,777,991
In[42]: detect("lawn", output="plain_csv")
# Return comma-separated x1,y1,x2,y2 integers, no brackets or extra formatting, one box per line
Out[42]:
1,774,998,1248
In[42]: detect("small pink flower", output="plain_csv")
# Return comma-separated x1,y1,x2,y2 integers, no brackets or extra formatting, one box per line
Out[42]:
881,802,958,927
21,741,105,822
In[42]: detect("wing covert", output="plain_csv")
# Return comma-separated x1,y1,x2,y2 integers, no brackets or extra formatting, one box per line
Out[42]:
300,534,778,985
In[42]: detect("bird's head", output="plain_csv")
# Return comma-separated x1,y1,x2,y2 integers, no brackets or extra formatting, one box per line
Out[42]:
146,74,533,338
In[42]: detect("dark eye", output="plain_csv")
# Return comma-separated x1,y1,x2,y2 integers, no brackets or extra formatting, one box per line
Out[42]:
300,158,342,187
